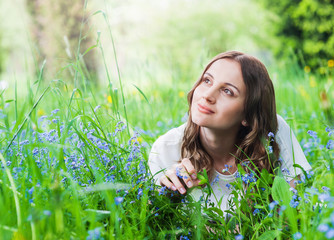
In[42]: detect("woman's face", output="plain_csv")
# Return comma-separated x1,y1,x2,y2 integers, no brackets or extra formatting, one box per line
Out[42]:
191,59,247,132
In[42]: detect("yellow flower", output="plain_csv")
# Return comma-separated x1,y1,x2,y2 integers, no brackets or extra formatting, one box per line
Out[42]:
319,67,326,75
37,109,46,116
309,76,317,88
298,85,310,99
137,137,143,144
304,66,311,73
178,91,185,98
328,59,334,68
107,95,112,104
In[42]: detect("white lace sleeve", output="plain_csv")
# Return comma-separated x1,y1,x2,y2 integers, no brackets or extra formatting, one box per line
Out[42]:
148,125,185,184
275,115,312,181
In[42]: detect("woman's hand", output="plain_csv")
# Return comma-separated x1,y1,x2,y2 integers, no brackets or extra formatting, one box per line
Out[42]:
159,158,200,194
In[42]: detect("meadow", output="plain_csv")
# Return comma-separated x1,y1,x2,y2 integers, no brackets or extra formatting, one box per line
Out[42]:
0,1,334,240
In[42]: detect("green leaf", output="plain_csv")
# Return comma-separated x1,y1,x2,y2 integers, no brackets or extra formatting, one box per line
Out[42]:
272,176,298,232
272,176,291,206
257,230,280,240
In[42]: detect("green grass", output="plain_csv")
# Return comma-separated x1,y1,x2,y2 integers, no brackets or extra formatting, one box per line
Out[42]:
0,2,334,238
0,48,333,240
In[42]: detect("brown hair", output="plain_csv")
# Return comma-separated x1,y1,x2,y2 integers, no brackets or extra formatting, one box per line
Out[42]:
181,51,280,180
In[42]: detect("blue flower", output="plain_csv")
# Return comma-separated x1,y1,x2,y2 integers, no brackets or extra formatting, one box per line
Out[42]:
235,234,244,240
269,201,278,210
307,130,317,138
317,224,329,232
51,109,60,116
268,132,275,138
28,187,34,195
293,232,302,239
114,197,124,205
94,105,101,112
326,229,334,239
86,227,103,240
43,210,51,216
326,140,334,150
253,209,260,215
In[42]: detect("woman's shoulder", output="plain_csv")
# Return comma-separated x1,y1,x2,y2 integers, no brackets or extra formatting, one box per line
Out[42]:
154,123,186,144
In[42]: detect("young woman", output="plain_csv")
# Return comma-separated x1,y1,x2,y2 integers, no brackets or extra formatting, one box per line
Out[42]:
148,51,311,211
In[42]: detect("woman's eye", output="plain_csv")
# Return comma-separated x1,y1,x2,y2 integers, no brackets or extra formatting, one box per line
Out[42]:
223,88,233,96
203,78,211,84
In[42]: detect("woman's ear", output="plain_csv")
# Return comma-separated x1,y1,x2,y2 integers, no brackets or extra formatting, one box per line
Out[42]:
242,120,248,127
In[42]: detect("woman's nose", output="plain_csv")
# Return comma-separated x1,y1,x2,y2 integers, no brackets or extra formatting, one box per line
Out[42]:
203,88,216,104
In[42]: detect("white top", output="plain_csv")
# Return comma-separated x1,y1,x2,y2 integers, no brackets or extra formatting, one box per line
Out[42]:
148,115,312,212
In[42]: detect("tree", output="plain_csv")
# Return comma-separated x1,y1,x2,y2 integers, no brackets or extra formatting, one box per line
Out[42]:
26,0,98,85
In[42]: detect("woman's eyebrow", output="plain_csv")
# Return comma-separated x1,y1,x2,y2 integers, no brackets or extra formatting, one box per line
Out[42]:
226,83,240,94
204,72,240,93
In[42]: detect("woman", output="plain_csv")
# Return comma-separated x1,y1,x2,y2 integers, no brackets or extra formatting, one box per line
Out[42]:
148,51,311,211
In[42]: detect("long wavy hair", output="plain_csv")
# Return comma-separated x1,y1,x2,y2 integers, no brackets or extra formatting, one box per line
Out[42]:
181,51,280,180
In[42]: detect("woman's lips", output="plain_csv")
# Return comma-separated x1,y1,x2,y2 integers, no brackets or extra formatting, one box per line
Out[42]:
198,103,214,114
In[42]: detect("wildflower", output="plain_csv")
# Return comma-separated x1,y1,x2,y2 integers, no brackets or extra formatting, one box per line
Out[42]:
307,130,317,138
268,132,275,138
86,227,103,240
326,140,334,150
267,146,273,154
226,183,232,190
326,229,334,239
51,109,60,115
235,234,244,240
178,91,185,98
94,105,101,112
269,201,278,210
319,193,331,202
293,232,302,239
107,95,112,104
318,224,329,232
32,148,39,155
253,208,260,215
290,200,299,208
328,59,334,68
326,127,334,137
43,210,51,216
322,186,330,192
37,109,46,116
304,66,310,73
279,205,286,215
212,175,219,185
159,186,167,196
137,188,143,198
114,197,124,205
28,187,34,195
306,170,314,179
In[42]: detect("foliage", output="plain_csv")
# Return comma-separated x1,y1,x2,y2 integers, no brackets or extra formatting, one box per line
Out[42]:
259,0,334,71
0,51,333,238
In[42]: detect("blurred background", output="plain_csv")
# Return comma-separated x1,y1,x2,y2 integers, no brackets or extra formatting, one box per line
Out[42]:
0,0,333,128
1,0,333,83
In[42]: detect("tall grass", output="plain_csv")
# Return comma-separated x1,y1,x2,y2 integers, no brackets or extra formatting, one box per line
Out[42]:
0,5,334,240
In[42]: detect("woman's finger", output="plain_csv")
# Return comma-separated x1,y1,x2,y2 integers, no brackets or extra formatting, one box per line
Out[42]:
159,175,177,191
166,169,187,194
181,158,197,180
175,164,195,189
